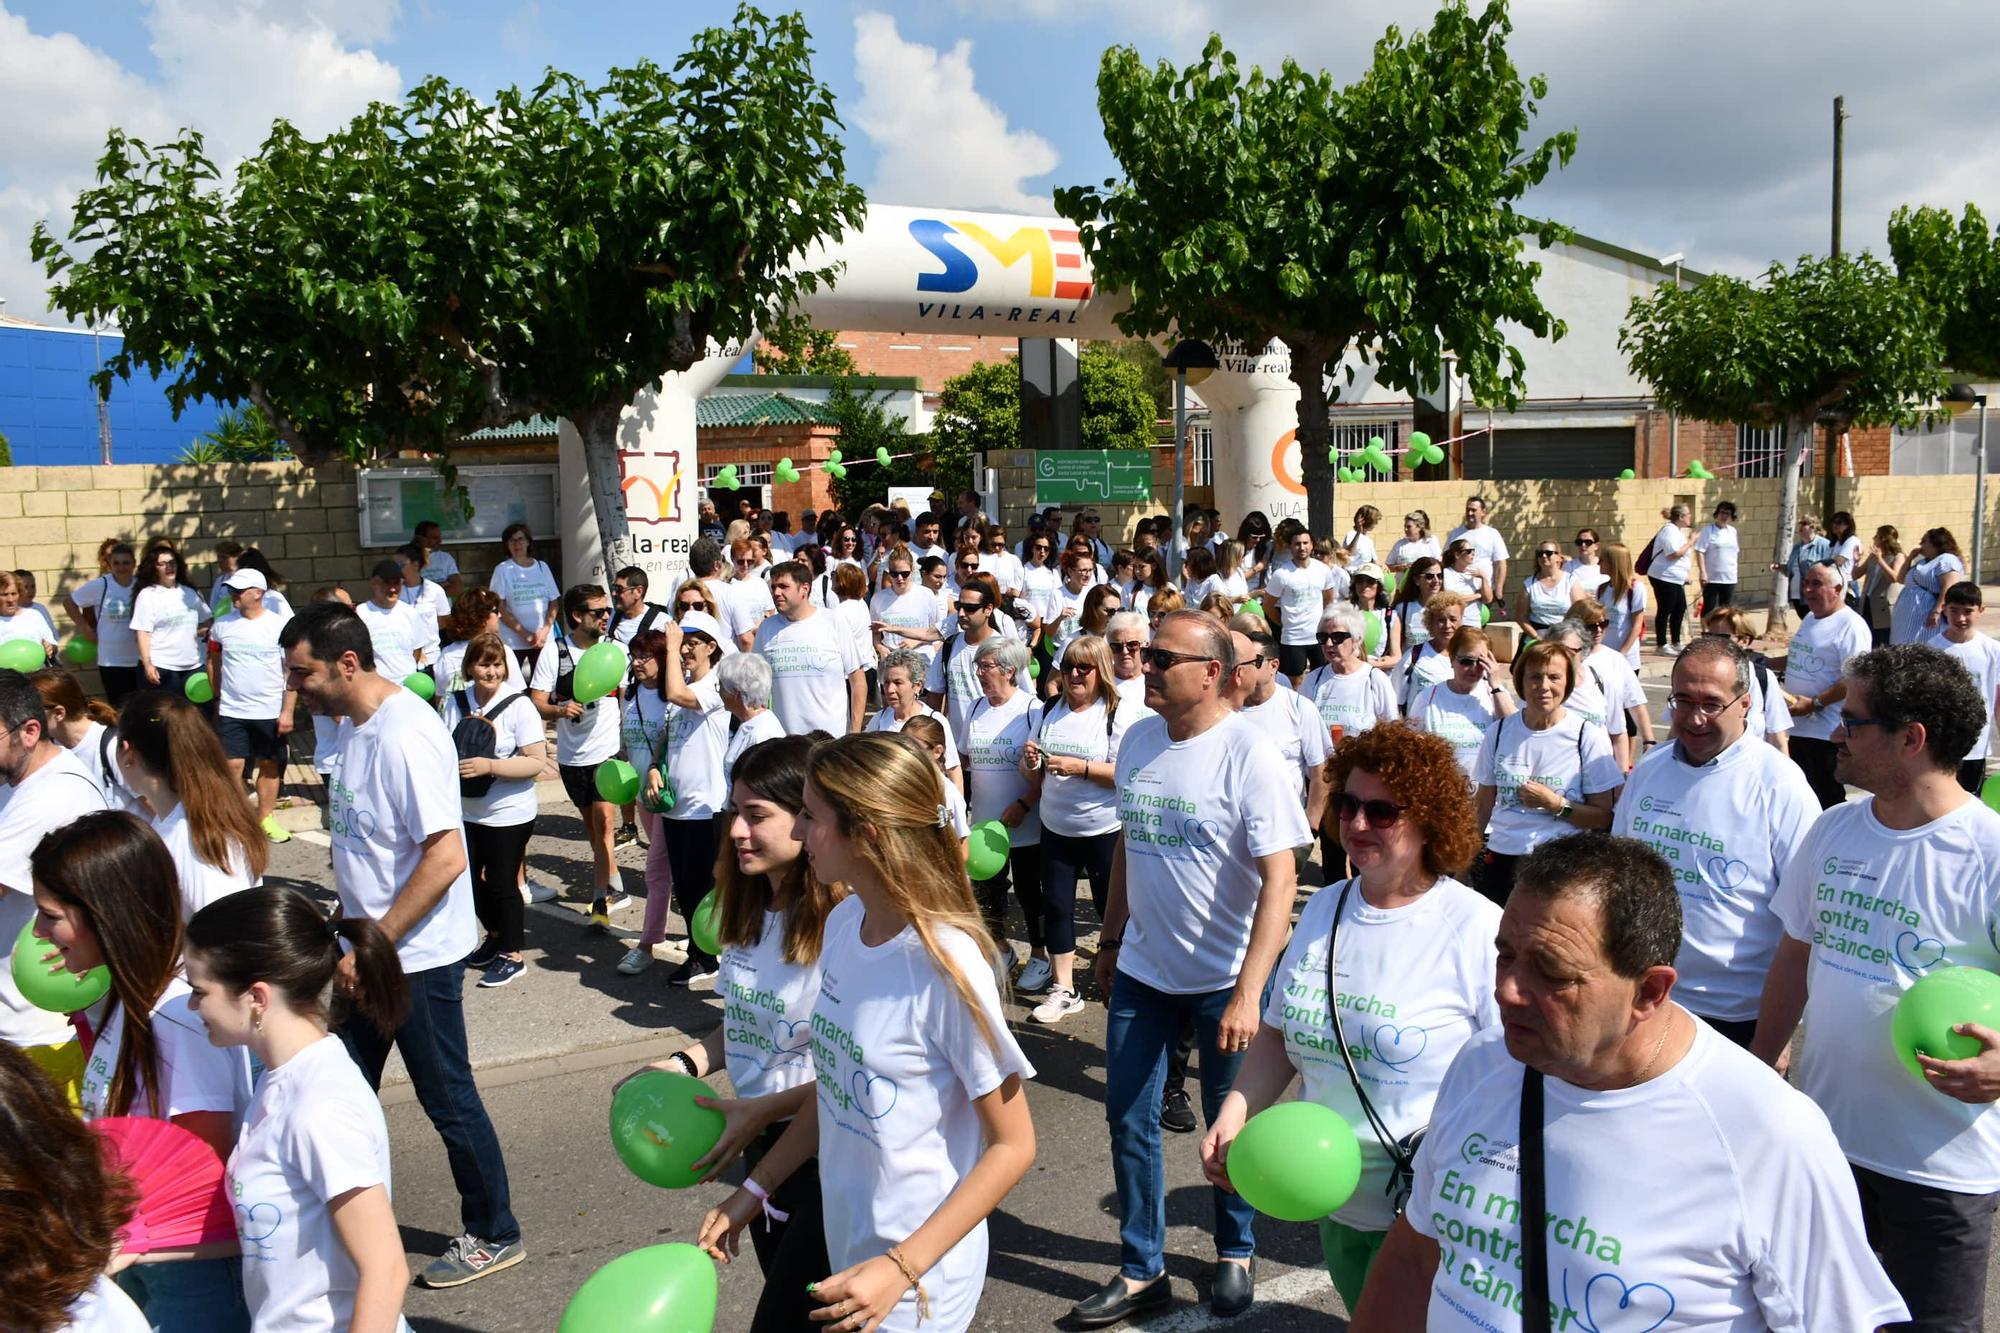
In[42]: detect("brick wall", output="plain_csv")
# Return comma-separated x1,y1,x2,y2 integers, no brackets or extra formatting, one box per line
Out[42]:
700,424,843,519
833,331,1018,391
1633,412,1894,479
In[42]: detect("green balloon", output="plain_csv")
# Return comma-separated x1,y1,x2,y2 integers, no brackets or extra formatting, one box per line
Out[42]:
1368,435,1386,451
876,446,893,467
712,466,739,492
1242,598,1267,620
11,919,111,1014
1364,447,1393,474
183,671,214,704
596,759,640,805
826,448,842,464
774,458,801,484
1028,658,1041,679
0,639,43,673
609,1071,725,1190
826,462,846,480
572,642,628,705
1892,965,2000,1083
1618,468,1637,480
1477,601,1492,626
1423,444,1446,466
1326,447,1341,467
1227,1100,1362,1222
403,671,436,701
1982,773,2000,814
1363,610,1386,657
965,820,1010,881
1407,431,1431,451
62,637,97,667
558,1243,718,1333
690,890,722,957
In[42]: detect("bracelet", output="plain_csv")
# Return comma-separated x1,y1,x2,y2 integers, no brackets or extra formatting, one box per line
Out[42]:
743,1177,791,1232
668,1050,698,1077
1100,936,1122,949
886,1246,931,1324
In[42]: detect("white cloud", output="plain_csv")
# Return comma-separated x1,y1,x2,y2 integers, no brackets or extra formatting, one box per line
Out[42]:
851,11,1060,214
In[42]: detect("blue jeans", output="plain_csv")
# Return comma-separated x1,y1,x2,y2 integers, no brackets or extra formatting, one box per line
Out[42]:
340,962,520,1245
1105,971,1256,1279
116,1256,249,1333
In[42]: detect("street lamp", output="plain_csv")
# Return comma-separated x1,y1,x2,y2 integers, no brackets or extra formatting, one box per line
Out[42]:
1163,339,1219,583
1946,383,1990,582
1660,253,1686,475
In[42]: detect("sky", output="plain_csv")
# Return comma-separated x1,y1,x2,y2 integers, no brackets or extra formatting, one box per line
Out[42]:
5,0,1999,326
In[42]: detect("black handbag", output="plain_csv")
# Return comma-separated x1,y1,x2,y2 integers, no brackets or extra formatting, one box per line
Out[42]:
1325,878,1426,1216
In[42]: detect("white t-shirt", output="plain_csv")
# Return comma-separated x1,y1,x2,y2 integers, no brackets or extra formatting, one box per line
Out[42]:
1648,522,1694,583
1783,607,1873,742
208,609,290,720
1598,579,1650,668
1409,1023,1908,1331
130,584,208,669
1342,530,1379,566
1386,536,1441,570
923,635,1030,754
621,687,669,773
719,909,824,1102
1264,560,1335,646
870,586,944,657
964,692,1043,847
755,609,863,738
228,1034,395,1333
1264,876,1499,1231
80,975,248,1124
1473,711,1622,855
939,769,970,838
1563,559,1609,598
1035,698,1134,837
71,574,141,667
1520,573,1580,630
530,639,624,767
1445,523,1508,583
811,898,1034,1333
0,747,106,1046
1442,567,1482,600
1299,663,1397,738
1238,686,1331,800
721,577,776,642
439,686,543,827
433,638,526,697
978,549,1025,594
0,609,51,651
608,601,669,648
660,674,730,820
1831,534,1865,581
723,709,788,796
1614,734,1820,1021
1115,714,1313,995
1584,645,1646,728
1776,797,2000,1190
58,1276,150,1333
867,705,960,772
398,578,452,659
1695,522,1741,584
327,691,477,972
355,599,427,681
421,549,459,585
488,558,559,651
833,598,873,673
153,802,258,922
1397,643,1455,714
1936,632,2000,761
1411,682,1501,784
1563,657,1629,739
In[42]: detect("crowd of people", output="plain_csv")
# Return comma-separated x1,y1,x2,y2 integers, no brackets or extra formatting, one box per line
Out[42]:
0,488,1995,1333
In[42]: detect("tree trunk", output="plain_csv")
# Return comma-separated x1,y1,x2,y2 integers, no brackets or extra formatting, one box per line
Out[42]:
1766,410,1813,631
574,403,633,586
1292,345,1336,539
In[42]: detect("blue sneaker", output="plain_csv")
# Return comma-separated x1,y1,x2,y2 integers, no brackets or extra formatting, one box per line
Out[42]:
418,1234,526,1287
477,957,526,988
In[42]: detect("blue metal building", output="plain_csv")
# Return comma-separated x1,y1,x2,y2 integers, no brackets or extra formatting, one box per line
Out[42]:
0,315,222,465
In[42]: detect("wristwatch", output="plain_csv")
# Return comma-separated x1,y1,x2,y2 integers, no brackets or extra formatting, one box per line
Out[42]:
1555,800,1574,821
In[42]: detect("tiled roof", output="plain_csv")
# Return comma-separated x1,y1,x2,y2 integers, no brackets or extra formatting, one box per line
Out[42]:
696,392,840,427
466,415,560,440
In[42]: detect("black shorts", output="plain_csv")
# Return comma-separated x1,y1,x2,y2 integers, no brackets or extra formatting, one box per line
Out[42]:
216,714,287,763
559,760,614,812
1278,641,1325,677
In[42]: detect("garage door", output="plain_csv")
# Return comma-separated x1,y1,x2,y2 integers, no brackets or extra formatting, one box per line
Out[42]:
1462,427,1635,480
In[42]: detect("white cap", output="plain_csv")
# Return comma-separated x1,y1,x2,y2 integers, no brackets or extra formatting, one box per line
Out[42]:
219,569,267,593
676,609,737,656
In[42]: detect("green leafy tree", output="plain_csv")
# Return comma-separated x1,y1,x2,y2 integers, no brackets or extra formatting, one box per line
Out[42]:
931,348,1156,481
1620,254,1944,624
1079,347,1160,451
753,315,859,376
1889,203,2000,377
822,380,945,514
32,5,864,577
1055,0,1574,537
0,431,11,467
181,404,288,464
1100,339,1172,413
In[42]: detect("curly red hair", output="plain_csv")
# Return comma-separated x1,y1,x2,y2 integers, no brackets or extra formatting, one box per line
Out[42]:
1324,721,1482,878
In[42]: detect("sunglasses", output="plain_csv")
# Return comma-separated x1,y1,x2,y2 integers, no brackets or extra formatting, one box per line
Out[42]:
677,602,707,613
886,568,913,579
1141,647,1214,672
1334,793,1408,826
956,601,988,613
1576,538,1599,547
584,606,612,618
1455,656,1483,668
1064,662,1098,675
1538,550,1562,557
1110,640,1145,654
1317,631,1353,645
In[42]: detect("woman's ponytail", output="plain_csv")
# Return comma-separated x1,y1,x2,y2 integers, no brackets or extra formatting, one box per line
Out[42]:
186,888,408,1036
332,916,409,1036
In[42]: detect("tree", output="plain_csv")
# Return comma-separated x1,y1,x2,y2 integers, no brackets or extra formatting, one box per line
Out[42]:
179,405,288,464
822,381,941,514
32,5,865,577
1620,254,1944,624
1055,0,1574,537
1889,203,2000,377
1079,347,1161,451
931,348,1158,490
753,314,859,376
1100,339,1173,414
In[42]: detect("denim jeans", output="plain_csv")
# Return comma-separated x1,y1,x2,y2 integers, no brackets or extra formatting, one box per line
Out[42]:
340,962,520,1244
1104,971,1255,1279
116,1256,249,1333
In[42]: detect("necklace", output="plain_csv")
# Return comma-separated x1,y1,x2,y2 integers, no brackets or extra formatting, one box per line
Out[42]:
1630,1009,1676,1086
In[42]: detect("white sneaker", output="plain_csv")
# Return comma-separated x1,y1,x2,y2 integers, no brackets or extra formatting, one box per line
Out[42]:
1016,956,1054,995
1032,988,1085,1023
522,880,560,905
603,891,633,914
616,946,653,975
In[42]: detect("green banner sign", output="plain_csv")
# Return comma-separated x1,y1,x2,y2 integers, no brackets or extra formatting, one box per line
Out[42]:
1033,450,1154,505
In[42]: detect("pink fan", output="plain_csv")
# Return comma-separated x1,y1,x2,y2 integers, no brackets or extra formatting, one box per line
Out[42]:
92,1117,236,1253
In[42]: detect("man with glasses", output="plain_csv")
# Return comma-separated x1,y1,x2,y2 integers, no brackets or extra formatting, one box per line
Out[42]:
753,561,866,737
1077,511,1113,570
1445,495,1509,615
359,557,430,682
1772,515,1833,621
608,567,668,647
1775,561,1873,808
531,585,629,929
923,580,1028,752
868,555,944,663
1613,638,1818,1046
1074,611,1310,1326
1755,645,2000,1329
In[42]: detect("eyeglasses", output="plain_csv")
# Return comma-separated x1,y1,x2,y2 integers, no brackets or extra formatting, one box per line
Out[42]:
1110,640,1145,654
956,562,977,571
584,606,612,619
1334,793,1408,826
974,659,1009,674
1317,631,1353,645
1454,656,1484,668
1576,538,1599,547
1835,712,1898,734
1064,662,1098,675
1141,647,1214,672
1667,691,1746,720
1537,550,1562,558
1418,572,1442,582
1030,544,1051,553
677,601,707,612
886,568,913,579
1080,515,1100,523
1234,654,1273,671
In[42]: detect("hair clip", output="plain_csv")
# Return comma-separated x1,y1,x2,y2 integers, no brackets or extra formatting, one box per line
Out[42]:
935,803,950,829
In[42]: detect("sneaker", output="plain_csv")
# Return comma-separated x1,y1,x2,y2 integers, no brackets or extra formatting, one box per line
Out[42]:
259,815,291,844
418,1234,526,1289
685,966,718,993
1031,987,1085,1024
464,937,504,970
614,824,638,848
616,946,654,975
1160,1087,1197,1134
588,898,612,931
477,957,525,988
522,879,561,905
668,959,718,989
1016,957,1054,995
603,891,633,914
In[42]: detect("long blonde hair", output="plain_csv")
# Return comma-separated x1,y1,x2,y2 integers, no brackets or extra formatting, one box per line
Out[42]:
807,733,1003,1052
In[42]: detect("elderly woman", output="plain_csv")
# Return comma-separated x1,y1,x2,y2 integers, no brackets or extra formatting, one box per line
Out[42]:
868,647,963,792
1471,640,1623,904
1408,625,1515,786
1201,723,1496,1313
1395,592,1466,714
1020,634,1128,1024
1105,609,1150,713
966,635,1048,990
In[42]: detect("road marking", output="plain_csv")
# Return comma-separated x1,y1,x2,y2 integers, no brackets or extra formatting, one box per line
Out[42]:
1131,1264,1336,1330
289,828,331,847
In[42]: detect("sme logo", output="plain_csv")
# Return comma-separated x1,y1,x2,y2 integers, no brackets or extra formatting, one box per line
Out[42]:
908,219,1095,301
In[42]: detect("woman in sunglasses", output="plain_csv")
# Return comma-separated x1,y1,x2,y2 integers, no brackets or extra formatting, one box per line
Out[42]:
1200,723,1495,1314
1299,607,1398,880
1563,528,1609,597
671,578,722,623
1408,626,1515,786
1512,541,1588,640
1383,556,1443,668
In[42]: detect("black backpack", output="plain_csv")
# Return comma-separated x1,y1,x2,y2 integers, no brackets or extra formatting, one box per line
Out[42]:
453,689,530,797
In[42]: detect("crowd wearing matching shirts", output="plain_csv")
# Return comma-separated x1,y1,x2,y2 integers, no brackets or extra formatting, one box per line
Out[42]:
1,491,1997,1333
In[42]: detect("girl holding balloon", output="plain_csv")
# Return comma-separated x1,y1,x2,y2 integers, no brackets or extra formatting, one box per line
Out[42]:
698,732,1036,1333
183,886,412,1333
30,810,252,1332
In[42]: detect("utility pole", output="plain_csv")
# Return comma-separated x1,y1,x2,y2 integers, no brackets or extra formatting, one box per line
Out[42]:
1822,95,1847,528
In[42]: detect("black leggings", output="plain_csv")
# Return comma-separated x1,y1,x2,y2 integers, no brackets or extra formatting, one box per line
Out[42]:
1040,829,1116,954
742,1126,831,1333
99,665,141,707
1649,577,1688,647
664,814,723,969
978,844,1046,952
1704,582,1736,608
466,820,533,953
1791,737,1846,810
1471,850,1521,907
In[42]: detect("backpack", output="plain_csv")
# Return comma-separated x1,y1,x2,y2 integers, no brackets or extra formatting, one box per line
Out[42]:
1634,538,1657,577
453,689,530,798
